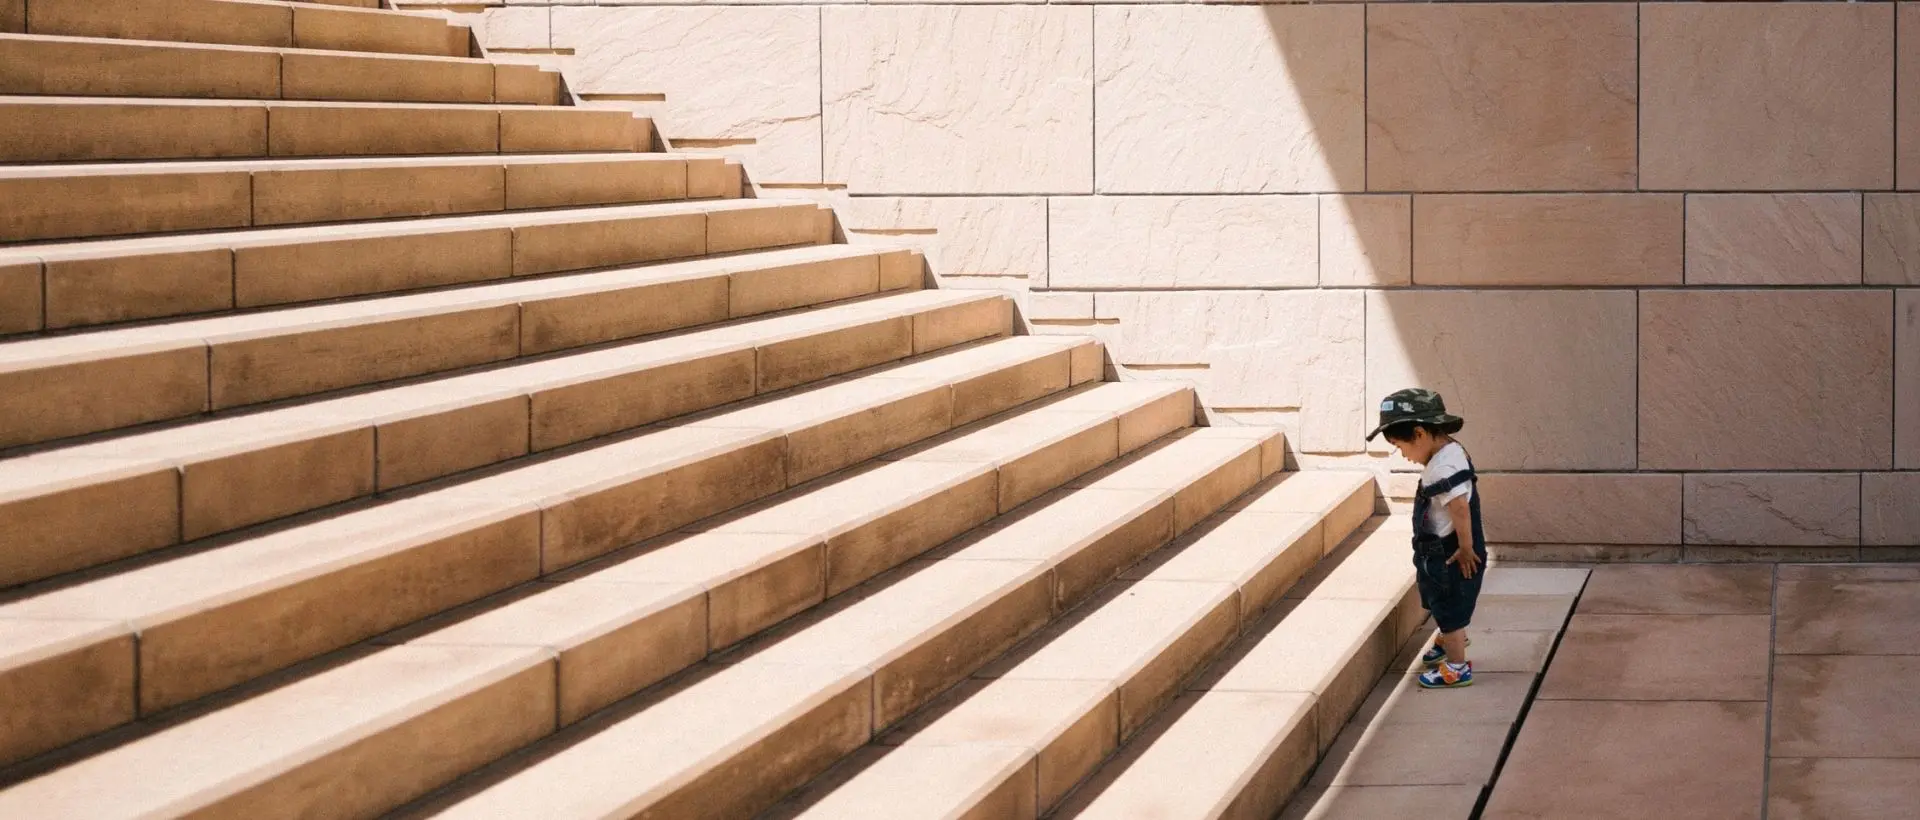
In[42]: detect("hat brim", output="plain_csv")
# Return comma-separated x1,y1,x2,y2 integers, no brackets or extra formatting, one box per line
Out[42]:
1364,413,1464,442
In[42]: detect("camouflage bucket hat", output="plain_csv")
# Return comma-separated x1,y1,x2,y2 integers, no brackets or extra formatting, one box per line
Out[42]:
1364,388,1465,441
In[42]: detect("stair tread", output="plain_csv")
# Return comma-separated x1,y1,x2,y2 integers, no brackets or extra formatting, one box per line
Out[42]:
0,31,489,63
1056,519,1418,819
19,0,472,59
0,379,1173,818
0,198,773,263
782,472,1373,819
0,94,593,110
427,423,1259,820
0,643,543,817
0,152,693,180
0,238,864,367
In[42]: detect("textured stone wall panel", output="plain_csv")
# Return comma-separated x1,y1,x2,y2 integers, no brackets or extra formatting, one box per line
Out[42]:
1686,194,1863,286
1684,474,1861,547
822,6,1092,194
1093,5,1363,194
1864,473,1920,547
839,197,1047,281
1639,290,1894,471
1478,473,1682,546
1866,195,1920,286
1899,290,1919,469
1048,196,1317,289
550,6,822,182
1412,194,1682,287
1641,3,1894,190
1093,290,1364,452
1320,195,1411,288
1900,4,1919,191
1366,3,1637,192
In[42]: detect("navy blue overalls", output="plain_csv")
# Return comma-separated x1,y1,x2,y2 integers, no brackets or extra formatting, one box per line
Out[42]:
1411,446,1487,634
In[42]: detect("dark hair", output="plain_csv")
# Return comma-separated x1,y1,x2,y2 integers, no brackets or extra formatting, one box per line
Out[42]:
1380,419,1464,443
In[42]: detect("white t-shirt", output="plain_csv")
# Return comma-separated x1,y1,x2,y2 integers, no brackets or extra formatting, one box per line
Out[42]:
1421,442,1474,537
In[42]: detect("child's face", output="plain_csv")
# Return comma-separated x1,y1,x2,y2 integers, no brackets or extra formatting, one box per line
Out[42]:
1387,428,1440,465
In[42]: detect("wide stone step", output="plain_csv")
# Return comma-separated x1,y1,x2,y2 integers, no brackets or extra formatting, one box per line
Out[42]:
415,421,1269,820
0,96,647,163
0,382,1183,817
774,471,1376,818
0,153,739,245
0,255,966,587
0,34,555,104
7,0,472,58
1052,517,1424,820
0,196,810,336
0,333,1081,773
0,203,840,449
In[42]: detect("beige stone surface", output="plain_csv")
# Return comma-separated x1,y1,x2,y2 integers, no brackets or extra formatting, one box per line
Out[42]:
1865,194,1920,285
1367,4,1636,191
0,98,268,162
1863,473,1920,547
1900,290,1919,469
1540,614,1770,702
0,170,252,243
1904,4,1920,190
0,35,282,99
1483,701,1765,820
0,619,133,767
1093,5,1362,193
267,102,499,157
503,155,688,212
1687,194,1863,286
1579,565,1774,616
1776,564,1920,656
1312,719,1511,787
1684,473,1861,547
0,459,179,587
1096,290,1364,453
208,307,520,408
824,6,1091,193
1050,195,1316,289
236,226,509,306
1769,758,1920,820
881,677,1115,811
1367,290,1637,470
25,0,290,49
1413,194,1682,286
0,260,41,334
1478,473,1680,546
280,51,495,105
1283,786,1482,820
1773,655,1920,758
253,163,502,226
0,345,210,450
1061,691,1316,820
0,644,552,820
1641,4,1894,190
553,7,820,182
294,5,468,58
498,107,642,154
1321,195,1410,288
0,0,17,32
180,427,374,539
840,197,1047,281
1639,290,1893,470
511,210,705,276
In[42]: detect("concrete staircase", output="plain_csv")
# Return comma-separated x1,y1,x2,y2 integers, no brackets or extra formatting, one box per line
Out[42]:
0,3,1421,817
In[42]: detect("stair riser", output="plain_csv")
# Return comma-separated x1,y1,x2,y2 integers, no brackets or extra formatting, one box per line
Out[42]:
0,292,993,590
0,37,535,104
0,342,1071,779
20,0,471,57
0,102,645,163
0,213,830,451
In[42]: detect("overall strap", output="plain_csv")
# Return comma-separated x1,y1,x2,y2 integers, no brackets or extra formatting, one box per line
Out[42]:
1415,468,1476,502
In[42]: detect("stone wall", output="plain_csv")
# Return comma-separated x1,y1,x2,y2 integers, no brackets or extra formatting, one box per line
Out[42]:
405,0,1920,560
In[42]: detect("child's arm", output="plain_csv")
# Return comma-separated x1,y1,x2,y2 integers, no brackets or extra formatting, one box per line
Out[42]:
1444,495,1481,579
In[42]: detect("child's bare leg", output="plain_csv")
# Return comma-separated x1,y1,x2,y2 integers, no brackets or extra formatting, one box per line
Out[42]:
1439,628,1468,663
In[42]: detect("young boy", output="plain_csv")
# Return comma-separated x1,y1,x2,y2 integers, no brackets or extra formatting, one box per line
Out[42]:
1365,388,1486,689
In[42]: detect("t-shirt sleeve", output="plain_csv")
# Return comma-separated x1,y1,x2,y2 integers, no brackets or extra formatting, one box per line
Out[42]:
1426,449,1474,507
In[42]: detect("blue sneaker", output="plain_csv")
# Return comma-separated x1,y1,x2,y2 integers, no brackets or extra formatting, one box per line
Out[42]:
1418,660,1473,689
1420,637,1470,668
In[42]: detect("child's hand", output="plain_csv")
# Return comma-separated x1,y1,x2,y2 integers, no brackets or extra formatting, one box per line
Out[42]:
1448,545,1481,579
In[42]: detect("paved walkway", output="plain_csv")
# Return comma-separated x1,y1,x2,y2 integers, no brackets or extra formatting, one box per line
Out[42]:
1482,564,1920,820
1281,568,1589,819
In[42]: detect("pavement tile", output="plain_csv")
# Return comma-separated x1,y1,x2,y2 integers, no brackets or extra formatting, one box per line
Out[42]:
1538,614,1771,701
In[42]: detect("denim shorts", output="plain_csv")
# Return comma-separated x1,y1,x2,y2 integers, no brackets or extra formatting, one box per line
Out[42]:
1413,533,1485,633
